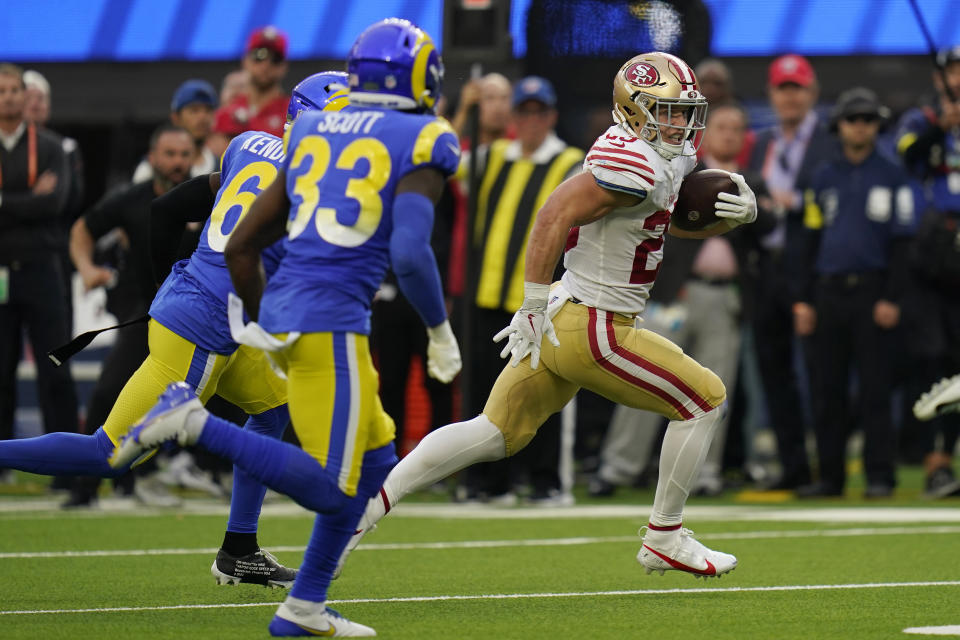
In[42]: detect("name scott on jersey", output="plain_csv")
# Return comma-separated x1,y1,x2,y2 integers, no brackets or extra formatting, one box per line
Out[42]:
314,111,385,135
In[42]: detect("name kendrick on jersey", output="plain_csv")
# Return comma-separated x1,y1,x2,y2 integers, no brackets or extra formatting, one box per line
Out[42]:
239,133,285,162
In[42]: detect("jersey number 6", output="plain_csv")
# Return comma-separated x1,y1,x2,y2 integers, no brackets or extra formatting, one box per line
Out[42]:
206,161,279,253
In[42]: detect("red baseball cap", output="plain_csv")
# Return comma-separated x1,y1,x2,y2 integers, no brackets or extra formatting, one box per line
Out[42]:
247,26,288,61
768,54,815,87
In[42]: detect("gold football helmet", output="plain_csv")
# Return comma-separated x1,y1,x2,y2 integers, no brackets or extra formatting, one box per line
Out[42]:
612,52,707,159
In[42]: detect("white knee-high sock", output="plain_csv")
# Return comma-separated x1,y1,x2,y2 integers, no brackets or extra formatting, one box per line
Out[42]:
365,415,506,523
648,406,723,534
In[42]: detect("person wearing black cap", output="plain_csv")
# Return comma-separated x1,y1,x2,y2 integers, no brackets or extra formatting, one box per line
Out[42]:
793,88,913,498
894,45,960,497
133,79,219,183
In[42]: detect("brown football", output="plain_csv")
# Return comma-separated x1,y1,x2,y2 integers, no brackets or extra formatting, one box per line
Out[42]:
671,169,738,232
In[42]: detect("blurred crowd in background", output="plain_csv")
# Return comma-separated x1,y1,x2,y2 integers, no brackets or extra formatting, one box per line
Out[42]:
2,7,960,507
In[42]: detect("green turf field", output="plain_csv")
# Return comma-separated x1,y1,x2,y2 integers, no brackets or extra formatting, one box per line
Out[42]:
1,474,959,639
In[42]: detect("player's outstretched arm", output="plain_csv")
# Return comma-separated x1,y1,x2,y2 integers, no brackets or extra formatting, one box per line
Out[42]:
494,173,638,368
150,172,221,285
391,168,461,384
224,170,290,321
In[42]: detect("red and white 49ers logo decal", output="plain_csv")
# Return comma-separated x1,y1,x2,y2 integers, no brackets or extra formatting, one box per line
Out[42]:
625,62,659,87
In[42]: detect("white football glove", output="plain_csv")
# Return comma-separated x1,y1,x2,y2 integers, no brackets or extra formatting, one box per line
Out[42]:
426,320,462,383
714,172,757,226
492,282,560,370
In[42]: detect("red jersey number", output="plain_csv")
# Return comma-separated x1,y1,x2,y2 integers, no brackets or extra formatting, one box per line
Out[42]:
603,132,638,149
629,210,671,285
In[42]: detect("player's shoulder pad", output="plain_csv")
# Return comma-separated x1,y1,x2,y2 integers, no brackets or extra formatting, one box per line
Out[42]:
409,115,461,177
584,125,659,199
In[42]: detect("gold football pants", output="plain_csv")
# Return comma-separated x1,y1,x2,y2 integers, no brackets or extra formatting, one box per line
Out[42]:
101,320,287,445
483,301,726,455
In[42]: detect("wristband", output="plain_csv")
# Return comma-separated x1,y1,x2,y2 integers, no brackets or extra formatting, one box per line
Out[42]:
522,281,551,304
427,319,455,343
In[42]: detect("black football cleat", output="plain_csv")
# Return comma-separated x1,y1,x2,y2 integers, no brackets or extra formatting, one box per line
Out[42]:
211,548,297,589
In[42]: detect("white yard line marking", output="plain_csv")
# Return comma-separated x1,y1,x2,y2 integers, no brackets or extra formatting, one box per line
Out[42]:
2,525,960,559
2,581,959,616
903,626,960,635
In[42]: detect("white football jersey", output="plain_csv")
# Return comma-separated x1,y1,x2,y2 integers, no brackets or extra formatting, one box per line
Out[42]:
561,124,697,316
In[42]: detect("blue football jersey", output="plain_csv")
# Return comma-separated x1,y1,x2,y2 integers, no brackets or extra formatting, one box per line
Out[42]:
150,131,287,353
258,106,460,335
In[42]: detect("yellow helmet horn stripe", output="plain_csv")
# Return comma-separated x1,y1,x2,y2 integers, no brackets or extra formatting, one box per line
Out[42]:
411,39,437,109
324,89,350,112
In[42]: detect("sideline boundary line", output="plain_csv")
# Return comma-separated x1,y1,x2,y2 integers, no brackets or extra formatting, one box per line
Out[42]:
2,525,960,559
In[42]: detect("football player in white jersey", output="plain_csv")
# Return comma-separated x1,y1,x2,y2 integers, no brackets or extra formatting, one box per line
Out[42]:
339,52,758,579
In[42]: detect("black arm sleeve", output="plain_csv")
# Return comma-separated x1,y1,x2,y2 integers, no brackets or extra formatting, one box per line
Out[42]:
150,173,218,285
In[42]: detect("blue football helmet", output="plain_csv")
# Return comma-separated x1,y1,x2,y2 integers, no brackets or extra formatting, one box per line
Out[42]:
286,71,349,128
347,18,443,113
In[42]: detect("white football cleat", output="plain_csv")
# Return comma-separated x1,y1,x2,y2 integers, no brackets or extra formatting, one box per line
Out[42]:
914,374,960,422
269,597,375,637
109,382,206,469
638,528,737,578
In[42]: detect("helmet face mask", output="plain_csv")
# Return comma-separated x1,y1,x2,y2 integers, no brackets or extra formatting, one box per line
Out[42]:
612,52,707,159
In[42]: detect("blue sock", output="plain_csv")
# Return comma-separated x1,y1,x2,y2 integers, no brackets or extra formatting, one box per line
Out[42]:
226,405,290,534
290,444,397,603
197,413,349,514
0,427,126,477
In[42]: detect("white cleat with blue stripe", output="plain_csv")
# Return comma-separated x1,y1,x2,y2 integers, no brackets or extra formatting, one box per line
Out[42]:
109,382,206,469
269,597,376,637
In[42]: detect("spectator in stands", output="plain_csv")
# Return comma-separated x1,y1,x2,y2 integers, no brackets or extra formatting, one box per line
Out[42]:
219,70,249,108
695,59,734,105
209,26,289,156
64,124,197,507
459,77,584,506
695,58,754,166
22,71,84,223
794,88,911,498
22,70,85,327
450,73,513,152
896,45,960,498
0,63,79,469
210,70,250,158
133,80,218,183
747,54,838,492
